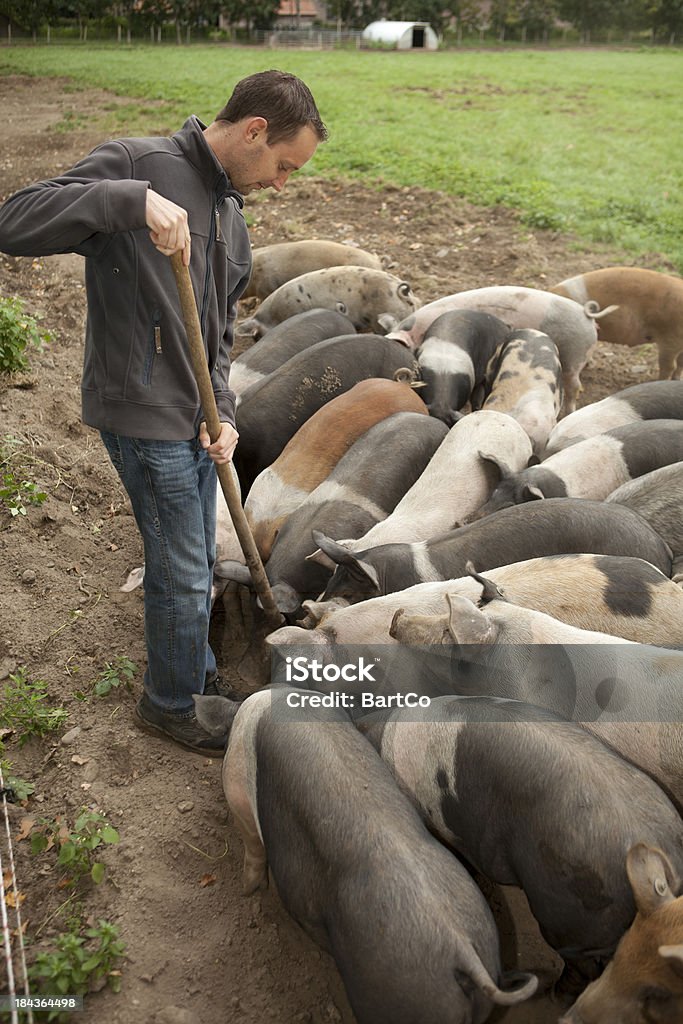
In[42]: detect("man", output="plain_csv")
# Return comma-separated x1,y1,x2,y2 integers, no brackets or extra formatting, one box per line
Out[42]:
0,70,327,756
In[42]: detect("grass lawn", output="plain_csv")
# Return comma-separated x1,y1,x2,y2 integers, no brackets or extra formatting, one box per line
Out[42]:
1,44,682,269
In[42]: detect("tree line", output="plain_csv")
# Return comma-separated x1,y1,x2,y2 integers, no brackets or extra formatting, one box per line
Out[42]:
2,0,682,42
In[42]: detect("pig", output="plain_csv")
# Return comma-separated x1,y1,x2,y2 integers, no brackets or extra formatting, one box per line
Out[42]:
245,379,427,562
483,328,564,454
551,267,683,381
194,686,537,1024
471,419,683,520
389,591,683,809
311,498,674,608
382,285,599,415
560,843,683,1024
415,309,510,425
241,240,383,300
233,334,419,494
306,410,533,558
290,554,683,649
606,461,683,571
219,412,448,615
363,695,683,985
544,380,683,456
229,309,356,397
236,267,421,340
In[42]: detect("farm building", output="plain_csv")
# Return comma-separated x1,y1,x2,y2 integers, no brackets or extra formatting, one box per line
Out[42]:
362,19,439,50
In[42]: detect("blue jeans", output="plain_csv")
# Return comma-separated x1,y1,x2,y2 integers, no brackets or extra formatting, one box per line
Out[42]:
100,432,217,716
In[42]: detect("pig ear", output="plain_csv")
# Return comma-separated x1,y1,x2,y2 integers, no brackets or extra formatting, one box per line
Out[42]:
446,594,494,644
305,547,337,571
389,608,406,640
522,484,545,502
311,531,380,589
377,312,398,334
626,843,680,917
477,450,512,481
214,560,253,588
659,945,683,980
193,694,240,739
120,565,145,592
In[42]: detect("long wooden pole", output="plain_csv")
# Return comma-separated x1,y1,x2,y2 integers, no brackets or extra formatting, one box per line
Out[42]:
170,252,284,631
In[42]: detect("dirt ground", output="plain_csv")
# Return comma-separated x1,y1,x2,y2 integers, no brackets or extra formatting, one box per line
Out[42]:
0,73,669,1024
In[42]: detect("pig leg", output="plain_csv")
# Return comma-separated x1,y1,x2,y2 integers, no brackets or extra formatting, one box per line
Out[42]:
673,349,683,381
561,368,582,416
223,741,268,895
657,347,678,381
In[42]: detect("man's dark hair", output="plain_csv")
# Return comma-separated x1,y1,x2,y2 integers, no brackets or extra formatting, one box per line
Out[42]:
215,69,328,145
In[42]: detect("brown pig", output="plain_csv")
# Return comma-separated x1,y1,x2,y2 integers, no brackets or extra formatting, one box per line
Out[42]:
560,843,683,1024
551,267,683,380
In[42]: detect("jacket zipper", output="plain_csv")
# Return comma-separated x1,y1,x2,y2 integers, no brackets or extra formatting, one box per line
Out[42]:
143,310,162,386
200,199,219,355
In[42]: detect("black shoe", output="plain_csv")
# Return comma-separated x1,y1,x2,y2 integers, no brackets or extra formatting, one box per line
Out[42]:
134,693,226,758
204,674,246,702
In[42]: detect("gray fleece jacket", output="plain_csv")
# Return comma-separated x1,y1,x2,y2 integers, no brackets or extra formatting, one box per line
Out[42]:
0,116,251,439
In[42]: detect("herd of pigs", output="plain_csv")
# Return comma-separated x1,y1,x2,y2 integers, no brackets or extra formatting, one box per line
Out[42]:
157,241,683,1023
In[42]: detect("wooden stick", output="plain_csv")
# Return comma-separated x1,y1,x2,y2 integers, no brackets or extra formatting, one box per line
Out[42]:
170,252,284,632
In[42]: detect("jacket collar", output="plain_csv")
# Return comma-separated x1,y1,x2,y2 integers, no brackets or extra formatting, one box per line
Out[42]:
173,116,244,208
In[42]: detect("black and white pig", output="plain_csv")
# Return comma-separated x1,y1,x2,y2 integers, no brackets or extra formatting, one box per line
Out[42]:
383,285,599,414
483,328,564,454
194,687,538,1024
288,554,683,648
234,334,418,493
543,380,683,456
362,695,683,985
389,592,683,811
219,412,448,615
415,309,510,425
606,460,683,575
312,498,674,607
471,419,683,520
306,409,533,558
229,308,355,397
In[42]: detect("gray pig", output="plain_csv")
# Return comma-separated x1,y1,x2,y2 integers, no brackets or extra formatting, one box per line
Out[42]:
195,687,538,1024
363,695,683,985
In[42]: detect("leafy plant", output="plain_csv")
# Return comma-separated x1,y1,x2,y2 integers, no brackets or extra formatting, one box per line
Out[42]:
0,667,68,744
31,808,120,886
29,917,125,1021
0,295,50,374
92,656,137,698
0,756,35,802
0,436,48,518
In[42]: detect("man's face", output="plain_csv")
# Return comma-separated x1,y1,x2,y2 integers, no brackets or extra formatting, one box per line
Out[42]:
229,124,319,196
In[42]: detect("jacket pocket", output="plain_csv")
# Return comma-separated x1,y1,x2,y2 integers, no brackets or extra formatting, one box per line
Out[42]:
143,309,163,386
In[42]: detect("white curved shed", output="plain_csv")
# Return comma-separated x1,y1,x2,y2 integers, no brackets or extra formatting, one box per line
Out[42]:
362,20,439,50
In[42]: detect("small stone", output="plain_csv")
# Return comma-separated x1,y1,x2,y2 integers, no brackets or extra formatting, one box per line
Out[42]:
60,726,81,745
177,800,194,814
155,1007,194,1024
630,364,648,374
0,658,17,681
21,570,37,585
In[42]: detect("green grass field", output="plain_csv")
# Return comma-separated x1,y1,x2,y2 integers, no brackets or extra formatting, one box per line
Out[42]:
2,45,682,269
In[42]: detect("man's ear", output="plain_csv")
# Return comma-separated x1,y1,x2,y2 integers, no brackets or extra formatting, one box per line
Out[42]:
245,116,268,142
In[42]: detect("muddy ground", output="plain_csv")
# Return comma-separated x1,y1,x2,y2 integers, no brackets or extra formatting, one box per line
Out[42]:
0,73,669,1024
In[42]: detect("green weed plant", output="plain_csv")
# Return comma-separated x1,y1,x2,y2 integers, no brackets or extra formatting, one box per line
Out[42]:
0,295,49,373
0,668,68,744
